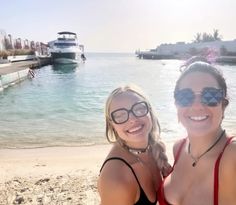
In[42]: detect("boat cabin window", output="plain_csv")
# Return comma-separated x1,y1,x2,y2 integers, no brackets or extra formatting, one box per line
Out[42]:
54,43,77,47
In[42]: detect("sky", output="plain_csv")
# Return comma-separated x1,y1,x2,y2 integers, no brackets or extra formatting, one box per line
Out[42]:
1,0,236,52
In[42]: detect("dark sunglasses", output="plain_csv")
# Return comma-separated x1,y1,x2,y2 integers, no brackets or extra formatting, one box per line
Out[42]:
174,87,224,107
110,101,149,124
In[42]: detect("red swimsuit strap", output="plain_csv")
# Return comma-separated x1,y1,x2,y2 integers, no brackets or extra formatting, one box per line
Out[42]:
173,138,187,167
157,139,187,205
214,137,234,205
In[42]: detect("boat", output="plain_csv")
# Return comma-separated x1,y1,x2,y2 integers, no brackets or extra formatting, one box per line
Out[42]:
49,31,83,64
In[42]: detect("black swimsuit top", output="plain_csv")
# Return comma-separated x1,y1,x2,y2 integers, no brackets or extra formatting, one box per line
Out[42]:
100,157,157,205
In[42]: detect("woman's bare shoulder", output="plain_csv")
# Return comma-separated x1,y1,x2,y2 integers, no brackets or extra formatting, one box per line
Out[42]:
223,138,236,168
98,159,137,205
173,138,186,157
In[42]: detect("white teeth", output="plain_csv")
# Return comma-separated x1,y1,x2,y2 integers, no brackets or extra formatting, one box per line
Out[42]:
128,125,142,133
189,116,208,121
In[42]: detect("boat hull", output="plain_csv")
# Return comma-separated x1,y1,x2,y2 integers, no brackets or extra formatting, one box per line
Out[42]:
51,52,79,64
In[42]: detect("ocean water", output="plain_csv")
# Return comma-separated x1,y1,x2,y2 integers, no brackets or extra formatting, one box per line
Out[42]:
1,53,236,149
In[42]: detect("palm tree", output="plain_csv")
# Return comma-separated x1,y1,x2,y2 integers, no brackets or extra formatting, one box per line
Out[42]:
193,33,202,43
213,29,222,41
202,32,214,42
193,30,223,43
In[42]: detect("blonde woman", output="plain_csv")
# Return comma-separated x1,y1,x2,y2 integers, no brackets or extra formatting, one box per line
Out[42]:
98,84,170,205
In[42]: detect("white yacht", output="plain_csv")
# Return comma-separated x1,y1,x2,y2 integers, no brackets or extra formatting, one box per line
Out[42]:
49,31,83,64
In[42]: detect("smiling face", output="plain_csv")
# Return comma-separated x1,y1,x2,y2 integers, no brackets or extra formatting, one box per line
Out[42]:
109,90,152,148
176,71,225,137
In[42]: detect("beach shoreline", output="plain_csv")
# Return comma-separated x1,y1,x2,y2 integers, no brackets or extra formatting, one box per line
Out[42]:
0,144,112,205
0,142,175,205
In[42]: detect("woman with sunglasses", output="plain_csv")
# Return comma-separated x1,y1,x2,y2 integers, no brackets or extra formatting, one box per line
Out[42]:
158,58,236,205
98,84,170,205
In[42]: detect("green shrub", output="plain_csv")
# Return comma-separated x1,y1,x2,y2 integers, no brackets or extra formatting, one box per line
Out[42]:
0,49,35,58
0,50,10,59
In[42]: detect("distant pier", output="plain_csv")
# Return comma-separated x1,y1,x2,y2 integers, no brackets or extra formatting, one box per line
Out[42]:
136,51,236,64
137,51,176,60
215,56,236,64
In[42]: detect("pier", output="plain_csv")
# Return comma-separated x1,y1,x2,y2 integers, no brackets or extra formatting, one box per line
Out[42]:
0,57,51,91
215,56,236,64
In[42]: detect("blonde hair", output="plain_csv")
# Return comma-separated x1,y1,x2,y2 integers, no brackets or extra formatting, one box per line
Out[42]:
105,84,160,143
105,84,170,174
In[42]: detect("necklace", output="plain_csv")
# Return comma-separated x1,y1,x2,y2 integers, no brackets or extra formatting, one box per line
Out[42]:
121,143,157,189
188,130,225,167
123,143,151,155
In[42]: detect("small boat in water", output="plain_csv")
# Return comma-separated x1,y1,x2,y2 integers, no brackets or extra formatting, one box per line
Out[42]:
49,31,83,64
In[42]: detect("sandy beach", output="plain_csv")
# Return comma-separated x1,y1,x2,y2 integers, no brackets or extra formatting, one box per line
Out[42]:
0,144,112,205
0,141,174,205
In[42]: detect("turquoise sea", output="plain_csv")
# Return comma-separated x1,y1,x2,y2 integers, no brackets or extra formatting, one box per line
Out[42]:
1,53,236,149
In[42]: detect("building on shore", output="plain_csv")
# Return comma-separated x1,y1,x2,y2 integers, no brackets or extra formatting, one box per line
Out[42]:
0,28,49,58
137,39,236,60
0,29,6,52
156,40,236,56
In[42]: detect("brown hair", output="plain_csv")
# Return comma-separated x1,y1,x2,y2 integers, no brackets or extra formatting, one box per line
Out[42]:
175,57,229,107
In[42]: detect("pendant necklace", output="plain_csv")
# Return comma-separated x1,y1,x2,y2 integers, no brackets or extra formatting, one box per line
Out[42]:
188,130,225,167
